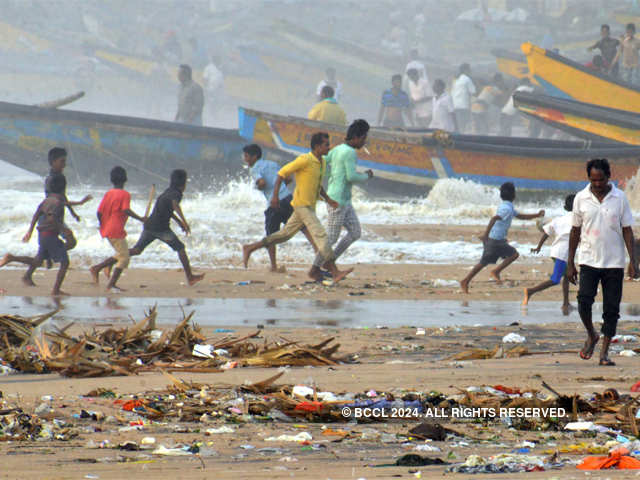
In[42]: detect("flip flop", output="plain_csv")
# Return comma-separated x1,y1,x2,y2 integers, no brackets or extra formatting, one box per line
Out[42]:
579,335,600,360
319,269,332,279
599,358,616,366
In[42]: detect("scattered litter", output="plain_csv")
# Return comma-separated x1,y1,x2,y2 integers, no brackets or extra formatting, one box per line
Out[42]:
502,333,526,343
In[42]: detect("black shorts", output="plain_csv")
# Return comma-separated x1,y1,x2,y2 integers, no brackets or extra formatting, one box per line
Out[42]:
133,229,184,253
265,195,294,236
480,239,517,265
37,233,69,264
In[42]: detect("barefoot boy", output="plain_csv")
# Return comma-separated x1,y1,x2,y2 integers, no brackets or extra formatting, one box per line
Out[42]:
242,132,353,283
243,143,316,272
0,175,70,295
523,194,575,312
460,182,544,293
129,169,204,286
90,167,146,291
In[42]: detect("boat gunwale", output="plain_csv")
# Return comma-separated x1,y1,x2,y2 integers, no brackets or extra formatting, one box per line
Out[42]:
0,100,241,140
513,91,640,131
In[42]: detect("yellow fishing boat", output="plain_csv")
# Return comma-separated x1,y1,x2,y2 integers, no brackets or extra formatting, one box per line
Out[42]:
514,91,640,145
521,42,640,113
491,49,539,84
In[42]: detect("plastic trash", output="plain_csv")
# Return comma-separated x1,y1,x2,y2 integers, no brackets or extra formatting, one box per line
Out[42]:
619,350,637,357
192,344,215,358
292,385,314,397
565,421,595,431
141,437,156,445
631,381,640,392
152,445,192,456
265,432,312,442
416,328,426,336
205,426,235,434
502,333,526,343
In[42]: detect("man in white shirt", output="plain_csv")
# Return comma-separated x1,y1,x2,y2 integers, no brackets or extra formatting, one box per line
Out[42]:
523,194,575,312
316,68,343,102
406,68,433,127
500,78,534,136
567,158,636,366
403,48,428,90
429,79,456,132
451,63,476,134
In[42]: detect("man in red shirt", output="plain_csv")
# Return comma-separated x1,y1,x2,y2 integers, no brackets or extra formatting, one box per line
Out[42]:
90,167,145,291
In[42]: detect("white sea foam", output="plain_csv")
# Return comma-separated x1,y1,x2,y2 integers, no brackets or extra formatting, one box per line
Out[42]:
0,175,582,269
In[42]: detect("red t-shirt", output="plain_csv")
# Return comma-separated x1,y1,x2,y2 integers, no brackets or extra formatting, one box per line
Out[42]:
98,188,131,239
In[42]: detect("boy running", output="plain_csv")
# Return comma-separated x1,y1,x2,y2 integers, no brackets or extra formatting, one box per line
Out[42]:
0,175,71,295
89,167,146,291
129,169,204,286
523,194,575,311
242,132,353,283
460,182,544,293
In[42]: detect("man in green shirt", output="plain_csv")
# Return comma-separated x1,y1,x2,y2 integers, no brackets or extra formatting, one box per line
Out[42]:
310,119,373,279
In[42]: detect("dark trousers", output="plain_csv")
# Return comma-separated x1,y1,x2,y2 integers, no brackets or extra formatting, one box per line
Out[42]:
577,265,624,338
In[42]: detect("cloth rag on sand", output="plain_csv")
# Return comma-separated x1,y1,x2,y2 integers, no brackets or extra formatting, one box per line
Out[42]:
577,447,640,470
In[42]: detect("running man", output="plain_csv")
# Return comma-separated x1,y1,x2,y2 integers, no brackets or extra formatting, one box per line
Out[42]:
242,132,353,283
311,119,372,276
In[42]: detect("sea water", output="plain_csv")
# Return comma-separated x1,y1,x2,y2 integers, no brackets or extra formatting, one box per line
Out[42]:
0,160,574,269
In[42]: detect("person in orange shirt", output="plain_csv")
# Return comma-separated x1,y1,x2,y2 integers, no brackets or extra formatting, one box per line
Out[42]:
90,167,145,291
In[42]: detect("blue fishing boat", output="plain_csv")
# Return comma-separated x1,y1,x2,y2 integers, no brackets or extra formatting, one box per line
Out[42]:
0,100,267,186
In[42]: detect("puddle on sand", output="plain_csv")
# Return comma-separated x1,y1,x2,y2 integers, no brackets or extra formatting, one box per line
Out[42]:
0,296,631,329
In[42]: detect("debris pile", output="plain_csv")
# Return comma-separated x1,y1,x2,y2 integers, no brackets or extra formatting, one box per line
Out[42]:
0,308,350,377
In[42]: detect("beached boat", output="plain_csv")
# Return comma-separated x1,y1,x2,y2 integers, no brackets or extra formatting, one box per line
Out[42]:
521,42,640,112
238,107,640,192
513,91,640,145
0,100,272,186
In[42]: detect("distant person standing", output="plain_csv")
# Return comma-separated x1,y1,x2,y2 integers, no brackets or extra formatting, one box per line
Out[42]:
451,63,476,134
500,78,534,136
611,23,640,85
175,64,204,126
403,48,428,90
311,120,372,275
406,68,433,127
429,79,456,132
471,73,506,135
567,158,636,366
308,86,347,125
377,74,413,127
316,67,343,102
588,24,620,76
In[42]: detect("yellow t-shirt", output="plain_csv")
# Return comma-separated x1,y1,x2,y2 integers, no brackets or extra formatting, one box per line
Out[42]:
307,99,347,125
278,152,326,208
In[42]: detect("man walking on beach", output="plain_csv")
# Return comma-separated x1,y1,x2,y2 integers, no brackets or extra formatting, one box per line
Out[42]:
310,120,372,276
567,158,636,366
242,132,353,283
451,63,476,134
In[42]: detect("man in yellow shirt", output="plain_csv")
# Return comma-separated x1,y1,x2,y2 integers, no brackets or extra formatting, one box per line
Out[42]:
242,132,353,283
308,86,347,125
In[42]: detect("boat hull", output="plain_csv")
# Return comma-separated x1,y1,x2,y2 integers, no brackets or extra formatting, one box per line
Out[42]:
514,91,640,145
0,101,253,186
521,42,640,112
238,108,640,192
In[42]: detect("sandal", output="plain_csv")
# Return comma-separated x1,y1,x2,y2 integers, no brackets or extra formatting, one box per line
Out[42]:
599,358,616,366
579,335,600,360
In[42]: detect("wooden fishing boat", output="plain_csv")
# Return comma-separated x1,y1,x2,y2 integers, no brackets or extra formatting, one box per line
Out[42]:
521,42,640,112
513,91,640,145
0,100,266,186
238,107,640,192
